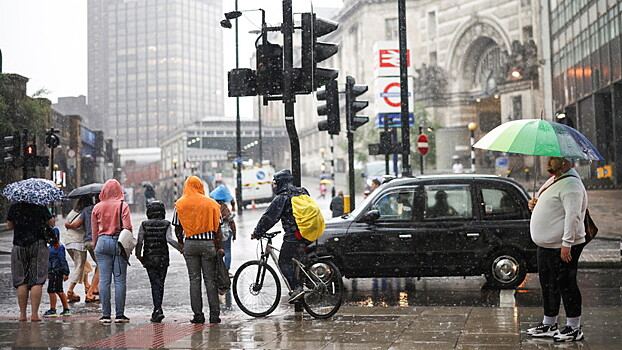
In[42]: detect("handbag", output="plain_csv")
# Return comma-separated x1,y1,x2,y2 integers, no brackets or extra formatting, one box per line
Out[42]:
539,174,598,243
115,202,136,264
215,251,231,295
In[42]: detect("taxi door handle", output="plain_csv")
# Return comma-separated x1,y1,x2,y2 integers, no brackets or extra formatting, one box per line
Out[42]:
399,234,412,239
466,232,480,238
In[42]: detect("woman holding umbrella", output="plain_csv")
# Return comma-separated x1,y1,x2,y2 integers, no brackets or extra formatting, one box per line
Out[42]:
3,178,63,322
63,196,93,302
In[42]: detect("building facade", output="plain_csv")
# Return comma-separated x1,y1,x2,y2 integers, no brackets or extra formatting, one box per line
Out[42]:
88,0,224,149
550,0,621,186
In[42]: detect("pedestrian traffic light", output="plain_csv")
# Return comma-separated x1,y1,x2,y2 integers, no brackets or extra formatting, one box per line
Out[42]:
345,76,369,132
25,144,36,157
45,129,60,149
317,80,340,135
256,42,283,95
1,134,21,164
301,12,339,93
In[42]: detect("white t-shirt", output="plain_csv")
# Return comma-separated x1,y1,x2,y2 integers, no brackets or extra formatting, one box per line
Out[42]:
530,168,587,248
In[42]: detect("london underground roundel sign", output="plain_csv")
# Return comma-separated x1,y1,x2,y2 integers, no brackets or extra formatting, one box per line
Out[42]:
417,134,429,155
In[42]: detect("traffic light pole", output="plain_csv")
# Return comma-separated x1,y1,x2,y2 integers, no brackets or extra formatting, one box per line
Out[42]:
330,135,336,198
398,0,411,177
22,129,29,180
234,0,243,214
282,0,301,187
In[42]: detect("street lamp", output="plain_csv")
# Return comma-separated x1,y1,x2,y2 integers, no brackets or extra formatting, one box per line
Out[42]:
468,122,477,173
221,2,244,214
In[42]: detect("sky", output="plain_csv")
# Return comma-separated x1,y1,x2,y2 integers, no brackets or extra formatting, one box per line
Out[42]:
0,0,343,118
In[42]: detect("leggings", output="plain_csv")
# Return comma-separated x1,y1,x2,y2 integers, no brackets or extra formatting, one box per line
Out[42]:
537,243,586,318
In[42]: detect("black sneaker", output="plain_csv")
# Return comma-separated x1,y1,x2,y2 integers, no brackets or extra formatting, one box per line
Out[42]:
190,314,205,324
209,317,221,324
114,315,130,323
554,326,584,342
288,287,304,303
151,310,165,323
526,322,559,337
99,316,112,324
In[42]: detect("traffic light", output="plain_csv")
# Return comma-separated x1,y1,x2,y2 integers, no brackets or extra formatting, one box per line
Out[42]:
45,129,60,149
345,76,369,131
1,134,21,164
301,12,339,93
256,42,283,95
317,80,340,135
25,144,36,158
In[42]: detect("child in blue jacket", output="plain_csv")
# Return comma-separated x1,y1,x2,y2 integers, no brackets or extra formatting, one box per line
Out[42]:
43,228,71,317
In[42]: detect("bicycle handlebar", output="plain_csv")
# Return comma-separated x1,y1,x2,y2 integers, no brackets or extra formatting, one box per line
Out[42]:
252,231,280,240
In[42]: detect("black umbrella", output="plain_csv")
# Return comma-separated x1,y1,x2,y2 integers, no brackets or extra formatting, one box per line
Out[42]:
66,183,104,198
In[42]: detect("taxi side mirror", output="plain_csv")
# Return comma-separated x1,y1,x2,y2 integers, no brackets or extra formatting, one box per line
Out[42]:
362,209,380,223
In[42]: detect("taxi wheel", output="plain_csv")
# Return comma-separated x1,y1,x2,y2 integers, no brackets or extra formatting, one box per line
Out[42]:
484,250,527,289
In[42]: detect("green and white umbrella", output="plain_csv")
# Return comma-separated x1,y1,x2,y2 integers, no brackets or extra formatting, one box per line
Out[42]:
473,119,604,161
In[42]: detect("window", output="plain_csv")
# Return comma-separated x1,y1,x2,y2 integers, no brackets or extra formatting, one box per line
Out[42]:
428,11,436,37
481,188,523,220
424,185,472,220
372,188,416,221
512,96,523,120
385,18,398,40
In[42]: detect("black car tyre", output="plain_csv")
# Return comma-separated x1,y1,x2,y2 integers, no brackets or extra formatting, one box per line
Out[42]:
484,250,527,289
233,260,281,317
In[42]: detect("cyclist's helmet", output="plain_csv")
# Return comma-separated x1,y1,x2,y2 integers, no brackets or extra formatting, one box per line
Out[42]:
146,200,166,219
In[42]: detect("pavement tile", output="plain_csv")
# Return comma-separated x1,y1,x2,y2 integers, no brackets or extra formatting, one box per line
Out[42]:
322,342,393,350
396,330,461,342
457,332,520,346
333,331,402,343
389,341,456,350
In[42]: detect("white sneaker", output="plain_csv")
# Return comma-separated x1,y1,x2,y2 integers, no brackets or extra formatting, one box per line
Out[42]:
554,326,584,342
526,322,559,337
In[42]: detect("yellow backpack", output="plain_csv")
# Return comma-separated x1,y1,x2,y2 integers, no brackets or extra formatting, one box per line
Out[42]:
291,193,325,242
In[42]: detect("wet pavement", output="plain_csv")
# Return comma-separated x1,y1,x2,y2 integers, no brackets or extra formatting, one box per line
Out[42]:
0,180,620,348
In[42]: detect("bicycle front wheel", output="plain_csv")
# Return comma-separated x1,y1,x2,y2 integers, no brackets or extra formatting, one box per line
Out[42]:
302,260,343,319
233,260,281,317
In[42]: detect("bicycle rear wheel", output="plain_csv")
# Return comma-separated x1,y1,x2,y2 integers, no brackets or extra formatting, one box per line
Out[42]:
302,260,343,319
233,260,281,317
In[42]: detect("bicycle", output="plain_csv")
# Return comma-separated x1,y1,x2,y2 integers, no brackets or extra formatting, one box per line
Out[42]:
232,231,343,319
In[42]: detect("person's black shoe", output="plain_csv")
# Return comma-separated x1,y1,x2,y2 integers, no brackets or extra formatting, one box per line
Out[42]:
190,314,205,324
209,317,221,324
288,287,305,303
114,315,130,323
151,310,165,323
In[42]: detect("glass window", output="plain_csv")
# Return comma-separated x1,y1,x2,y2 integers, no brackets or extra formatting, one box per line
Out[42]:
371,188,416,221
481,188,523,220
385,18,398,41
424,185,472,220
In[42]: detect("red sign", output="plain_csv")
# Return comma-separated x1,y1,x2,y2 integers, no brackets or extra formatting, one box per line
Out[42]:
382,82,401,107
417,134,429,155
378,49,411,68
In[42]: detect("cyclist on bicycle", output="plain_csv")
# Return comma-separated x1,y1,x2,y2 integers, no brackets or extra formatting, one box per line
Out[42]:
251,169,310,303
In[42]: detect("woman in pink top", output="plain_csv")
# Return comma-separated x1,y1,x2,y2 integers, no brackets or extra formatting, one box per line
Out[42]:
92,179,132,324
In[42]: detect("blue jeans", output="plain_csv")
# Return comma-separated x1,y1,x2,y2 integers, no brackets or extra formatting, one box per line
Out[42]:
183,240,219,321
223,234,232,270
95,235,128,318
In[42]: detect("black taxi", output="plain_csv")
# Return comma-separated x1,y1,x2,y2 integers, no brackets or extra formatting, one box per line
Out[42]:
316,175,537,288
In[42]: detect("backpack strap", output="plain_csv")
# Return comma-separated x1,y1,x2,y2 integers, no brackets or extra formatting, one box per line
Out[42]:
538,174,577,196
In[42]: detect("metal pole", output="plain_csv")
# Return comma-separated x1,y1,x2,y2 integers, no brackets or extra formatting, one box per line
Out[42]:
173,161,178,199
384,114,390,175
258,96,263,164
282,0,300,187
419,126,424,175
330,135,336,198
345,77,355,212
398,0,411,176
22,128,28,180
470,129,476,173
235,0,244,214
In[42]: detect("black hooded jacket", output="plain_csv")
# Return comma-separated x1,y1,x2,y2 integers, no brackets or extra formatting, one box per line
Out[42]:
253,181,309,243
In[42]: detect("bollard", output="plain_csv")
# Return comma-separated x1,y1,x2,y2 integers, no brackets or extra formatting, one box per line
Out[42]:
343,195,351,213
